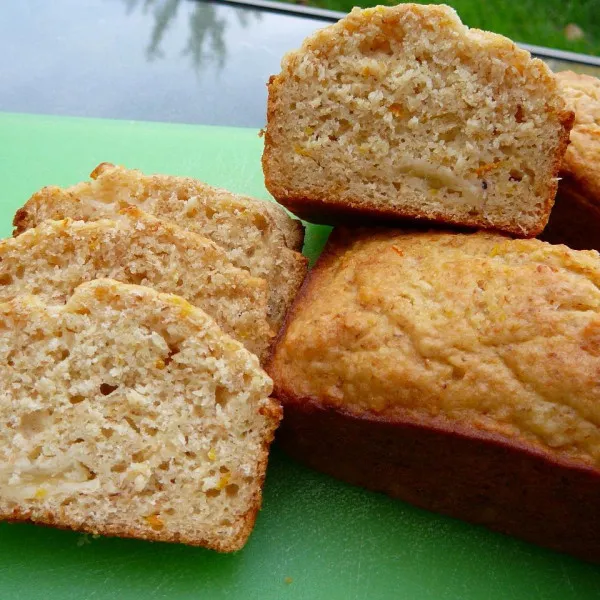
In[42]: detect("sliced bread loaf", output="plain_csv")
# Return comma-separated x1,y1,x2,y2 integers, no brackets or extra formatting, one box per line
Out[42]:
0,279,281,551
13,163,308,330
263,4,573,237
1,209,272,360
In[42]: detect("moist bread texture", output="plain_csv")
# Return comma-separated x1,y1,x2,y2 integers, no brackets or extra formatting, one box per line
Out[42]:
1,210,272,360
0,279,281,551
269,228,600,561
263,4,573,236
13,163,308,330
541,71,600,250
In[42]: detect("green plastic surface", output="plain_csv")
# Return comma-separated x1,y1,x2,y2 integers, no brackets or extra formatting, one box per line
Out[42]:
0,112,599,599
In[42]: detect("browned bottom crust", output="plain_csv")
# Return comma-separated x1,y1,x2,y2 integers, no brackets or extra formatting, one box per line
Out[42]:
1,400,282,553
540,178,600,252
1,484,261,553
277,397,600,563
271,192,549,239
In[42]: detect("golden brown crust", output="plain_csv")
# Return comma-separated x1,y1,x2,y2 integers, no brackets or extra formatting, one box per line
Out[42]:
266,191,547,238
556,71,600,202
268,227,600,560
540,72,600,252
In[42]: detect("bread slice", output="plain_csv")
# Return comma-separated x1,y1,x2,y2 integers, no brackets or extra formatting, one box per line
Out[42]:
541,71,600,250
269,227,600,562
13,163,308,330
263,4,573,237
1,209,272,361
0,279,281,551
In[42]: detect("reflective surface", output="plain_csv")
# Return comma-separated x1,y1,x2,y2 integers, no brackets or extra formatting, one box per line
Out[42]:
1,1,599,127
0,0,329,127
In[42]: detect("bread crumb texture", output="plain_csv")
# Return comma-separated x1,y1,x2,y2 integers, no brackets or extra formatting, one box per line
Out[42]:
13,163,308,330
556,71,600,199
0,211,273,360
270,228,600,467
0,279,281,551
263,4,572,236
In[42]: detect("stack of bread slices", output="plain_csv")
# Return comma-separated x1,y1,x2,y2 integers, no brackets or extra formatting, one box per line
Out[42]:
0,163,307,551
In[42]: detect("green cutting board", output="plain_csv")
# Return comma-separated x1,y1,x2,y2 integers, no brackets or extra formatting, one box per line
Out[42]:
0,112,598,599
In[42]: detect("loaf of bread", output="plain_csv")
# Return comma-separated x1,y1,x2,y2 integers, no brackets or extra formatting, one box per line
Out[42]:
1,209,272,360
13,163,308,330
263,4,573,237
0,279,281,551
541,71,600,250
269,227,600,562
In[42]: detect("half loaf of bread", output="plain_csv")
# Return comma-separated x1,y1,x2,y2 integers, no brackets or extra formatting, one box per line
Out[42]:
263,4,573,237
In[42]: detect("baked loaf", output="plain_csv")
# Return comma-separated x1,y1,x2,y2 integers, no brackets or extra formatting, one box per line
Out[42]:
1,209,272,361
269,227,600,562
0,279,281,551
541,71,600,250
13,163,308,330
263,4,573,237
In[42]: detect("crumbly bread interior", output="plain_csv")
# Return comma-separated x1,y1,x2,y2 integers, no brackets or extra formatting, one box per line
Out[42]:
0,279,280,551
13,164,308,329
270,229,600,467
264,4,572,236
0,210,272,360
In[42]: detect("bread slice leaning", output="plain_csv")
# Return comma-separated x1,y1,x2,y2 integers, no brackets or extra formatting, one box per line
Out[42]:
1,209,272,361
0,279,281,551
269,227,600,562
263,4,573,237
13,163,308,331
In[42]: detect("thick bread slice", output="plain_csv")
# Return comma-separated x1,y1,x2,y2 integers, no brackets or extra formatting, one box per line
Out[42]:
269,228,600,561
13,163,308,330
263,4,573,237
1,209,272,361
0,279,281,551
541,71,600,250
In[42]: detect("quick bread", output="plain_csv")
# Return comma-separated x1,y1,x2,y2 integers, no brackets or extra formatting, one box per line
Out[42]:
1,209,273,360
0,279,281,551
13,163,308,330
541,71,600,250
269,228,600,562
263,4,573,237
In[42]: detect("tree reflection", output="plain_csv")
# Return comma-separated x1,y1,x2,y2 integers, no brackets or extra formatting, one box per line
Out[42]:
121,0,261,71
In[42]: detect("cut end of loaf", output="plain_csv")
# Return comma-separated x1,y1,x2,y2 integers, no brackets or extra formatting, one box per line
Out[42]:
263,4,573,237
0,279,281,551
